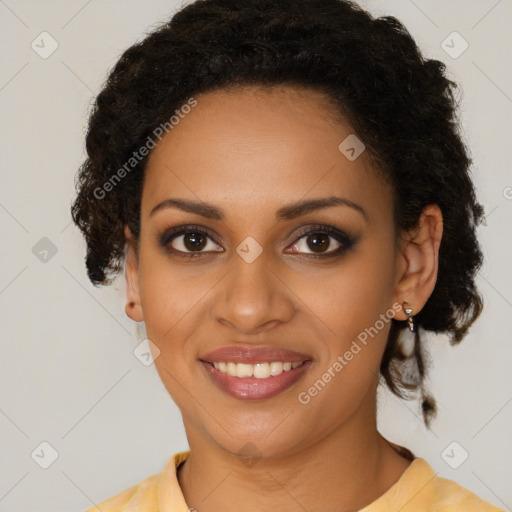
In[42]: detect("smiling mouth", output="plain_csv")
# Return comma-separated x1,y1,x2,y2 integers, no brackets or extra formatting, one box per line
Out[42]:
202,360,306,378
199,358,312,400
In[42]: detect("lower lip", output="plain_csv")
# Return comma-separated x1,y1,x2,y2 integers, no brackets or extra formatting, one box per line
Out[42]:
200,360,312,400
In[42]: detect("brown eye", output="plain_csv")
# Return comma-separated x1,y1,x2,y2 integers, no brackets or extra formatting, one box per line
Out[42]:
160,226,224,256
289,232,342,255
181,232,207,251
170,231,221,253
305,233,331,253
283,224,357,259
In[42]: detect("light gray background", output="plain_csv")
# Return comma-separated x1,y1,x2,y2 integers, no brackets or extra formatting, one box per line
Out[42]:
0,1,511,511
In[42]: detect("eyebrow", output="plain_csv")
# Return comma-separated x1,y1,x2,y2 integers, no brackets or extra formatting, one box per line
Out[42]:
149,196,367,221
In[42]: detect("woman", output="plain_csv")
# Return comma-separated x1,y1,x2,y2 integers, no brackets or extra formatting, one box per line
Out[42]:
71,0,502,510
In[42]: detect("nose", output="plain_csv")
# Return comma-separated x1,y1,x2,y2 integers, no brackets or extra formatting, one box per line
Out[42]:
210,251,296,336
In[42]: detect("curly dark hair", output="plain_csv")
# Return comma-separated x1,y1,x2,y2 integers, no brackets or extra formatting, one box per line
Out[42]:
71,0,484,426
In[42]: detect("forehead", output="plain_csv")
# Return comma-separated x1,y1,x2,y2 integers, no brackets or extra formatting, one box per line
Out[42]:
141,85,392,225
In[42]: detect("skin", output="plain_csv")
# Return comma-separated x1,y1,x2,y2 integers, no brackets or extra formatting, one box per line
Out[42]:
124,84,443,512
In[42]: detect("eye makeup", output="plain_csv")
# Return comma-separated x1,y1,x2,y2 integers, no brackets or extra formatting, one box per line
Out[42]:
157,222,359,261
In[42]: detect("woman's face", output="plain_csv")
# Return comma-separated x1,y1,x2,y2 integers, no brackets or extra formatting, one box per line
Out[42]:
127,85,408,458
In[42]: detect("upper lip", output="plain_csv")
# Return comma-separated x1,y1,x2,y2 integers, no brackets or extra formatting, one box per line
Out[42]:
200,345,312,364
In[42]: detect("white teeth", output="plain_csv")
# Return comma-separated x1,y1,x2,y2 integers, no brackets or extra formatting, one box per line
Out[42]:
236,363,253,378
210,361,305,378
270,362,283,376
227,362,237,377
253,363,270,379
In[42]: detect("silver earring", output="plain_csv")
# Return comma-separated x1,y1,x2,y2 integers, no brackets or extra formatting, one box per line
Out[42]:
402,301,414,332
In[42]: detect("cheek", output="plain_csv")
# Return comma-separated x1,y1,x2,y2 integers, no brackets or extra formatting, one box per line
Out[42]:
291,238,397,404
291,239,397,344
138,258,207,409
137,251,209,361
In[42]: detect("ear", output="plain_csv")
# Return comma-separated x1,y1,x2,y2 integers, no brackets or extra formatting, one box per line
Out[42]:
392,204,443,321
124,225,144,322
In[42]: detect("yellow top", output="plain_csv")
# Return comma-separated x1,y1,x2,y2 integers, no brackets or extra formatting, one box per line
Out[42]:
85,450,503,511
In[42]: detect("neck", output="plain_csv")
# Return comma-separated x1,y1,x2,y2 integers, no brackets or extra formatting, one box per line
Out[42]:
177,390,411,512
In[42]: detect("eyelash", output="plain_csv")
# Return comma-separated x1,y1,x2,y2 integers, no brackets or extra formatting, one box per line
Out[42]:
158,223,357,260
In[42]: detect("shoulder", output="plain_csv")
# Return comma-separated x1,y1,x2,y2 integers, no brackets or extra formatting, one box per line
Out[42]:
427,472,503,511
83,451,190,512
84,472,161,512
380,458,505,512
434,473,503,511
